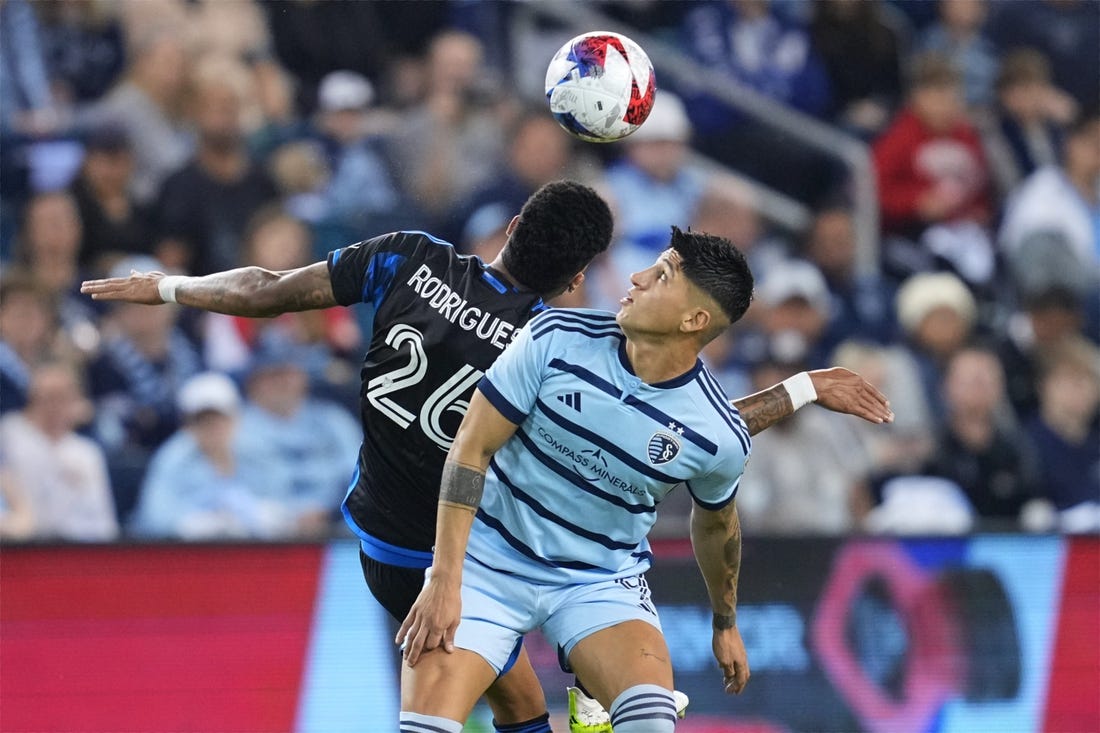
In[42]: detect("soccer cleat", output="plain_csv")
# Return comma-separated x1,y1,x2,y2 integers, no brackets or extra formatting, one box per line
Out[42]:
568,686,612,733
672,689,690,718
567,686,690,732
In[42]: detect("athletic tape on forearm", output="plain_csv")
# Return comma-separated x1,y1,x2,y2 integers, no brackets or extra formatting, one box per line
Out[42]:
781,371,818,411
157,276,186,304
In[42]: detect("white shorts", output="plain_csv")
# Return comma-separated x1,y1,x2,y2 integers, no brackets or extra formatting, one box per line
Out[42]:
443,555,663,674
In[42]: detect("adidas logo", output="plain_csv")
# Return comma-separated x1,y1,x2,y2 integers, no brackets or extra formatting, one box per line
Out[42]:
556,391,582,411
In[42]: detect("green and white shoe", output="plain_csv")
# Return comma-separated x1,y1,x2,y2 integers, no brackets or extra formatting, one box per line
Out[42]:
566,686,690,732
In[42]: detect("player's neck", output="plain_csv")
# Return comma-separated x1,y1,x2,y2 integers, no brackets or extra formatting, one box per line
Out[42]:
485,257,523,291
622,334,698,385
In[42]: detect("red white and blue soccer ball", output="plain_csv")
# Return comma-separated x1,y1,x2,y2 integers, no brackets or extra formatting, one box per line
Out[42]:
544,31,657,143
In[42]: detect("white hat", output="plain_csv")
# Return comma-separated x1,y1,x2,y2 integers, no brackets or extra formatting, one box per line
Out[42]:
318,70,374,111
177,372,241,416
627,92,691,144
758,259,830,313
895,271,976,335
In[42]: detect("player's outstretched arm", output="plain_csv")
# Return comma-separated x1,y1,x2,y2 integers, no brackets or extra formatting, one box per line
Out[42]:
397,389,520,667
690,501,749,695
731,367,893,436
80,262,338,317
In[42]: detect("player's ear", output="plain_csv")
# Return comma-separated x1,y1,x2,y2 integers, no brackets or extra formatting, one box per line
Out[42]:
565,271,584,294
505,215,521,237
681,307,712,335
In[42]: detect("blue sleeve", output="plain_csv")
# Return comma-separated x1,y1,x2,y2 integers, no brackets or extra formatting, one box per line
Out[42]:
326,232,416,308
686,450,748,511
476,313,554,425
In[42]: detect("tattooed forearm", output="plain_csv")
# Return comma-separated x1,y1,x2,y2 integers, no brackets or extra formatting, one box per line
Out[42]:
716,505,742,625
731,384,793,436
179,263,336,317
693,502,743,629
439,461,485,511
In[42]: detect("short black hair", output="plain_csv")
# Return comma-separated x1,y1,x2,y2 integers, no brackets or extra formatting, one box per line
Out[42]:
502,180,613,295
669,226,754,325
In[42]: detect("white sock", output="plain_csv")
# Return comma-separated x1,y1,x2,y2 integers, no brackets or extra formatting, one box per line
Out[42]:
400,711,464,733
609,684,677,731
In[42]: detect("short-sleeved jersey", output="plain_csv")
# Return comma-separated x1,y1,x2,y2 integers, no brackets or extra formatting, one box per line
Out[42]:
327,231,548,565
472,308,751,585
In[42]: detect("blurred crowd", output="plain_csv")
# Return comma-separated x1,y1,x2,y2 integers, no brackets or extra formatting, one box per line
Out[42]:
0,0,1097,543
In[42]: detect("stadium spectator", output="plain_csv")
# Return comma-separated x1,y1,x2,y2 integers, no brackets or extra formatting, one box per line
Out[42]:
894,271,978,416
0,0,63,137
737,356,873,534
78,24,192,205
391,30,509,218
802,205,897,352
921,345,1038,525
0,272,59,415
0,360,117,541
237,345,362,538
809,0,907,138
14,191,100,356
916,0,997,110
997,284,1090,424
1025,335,1100,533
987,0,1100,109
831,339,935,485
129,371,295,540
303,70,419,246
691,176,784,276
153,55,279,275
981,50,1073,201
70,124,155,274
998,110,1100,298
86,256,203,522
187,0,295,137
742,258,835,371
36,0,126,106
874,54,994,286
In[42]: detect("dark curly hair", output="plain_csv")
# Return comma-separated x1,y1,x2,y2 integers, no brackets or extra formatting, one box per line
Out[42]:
670,226,754,325
502,180,613,295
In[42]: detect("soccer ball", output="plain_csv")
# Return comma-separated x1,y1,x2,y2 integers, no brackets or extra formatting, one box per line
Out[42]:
544,31,657,143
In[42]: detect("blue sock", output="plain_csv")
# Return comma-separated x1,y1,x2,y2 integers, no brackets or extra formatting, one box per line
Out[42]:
400,711,464,733
494,711,552,732
609,684,677,732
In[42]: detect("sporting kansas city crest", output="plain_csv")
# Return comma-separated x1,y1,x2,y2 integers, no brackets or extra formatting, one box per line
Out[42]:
647,432,680,465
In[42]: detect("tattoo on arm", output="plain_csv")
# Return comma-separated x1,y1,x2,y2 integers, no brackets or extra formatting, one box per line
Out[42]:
438,461,485,512
714,505,742,629
731,385,793,436
280,264,339,313
184,263,336,317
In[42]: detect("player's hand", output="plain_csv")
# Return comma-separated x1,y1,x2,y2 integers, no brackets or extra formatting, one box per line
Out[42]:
80,270,168,305
808,367,893,424
713,625,749,694
395,573,461,667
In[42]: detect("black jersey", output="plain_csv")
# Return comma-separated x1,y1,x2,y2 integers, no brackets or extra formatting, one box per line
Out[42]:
327,231,548,565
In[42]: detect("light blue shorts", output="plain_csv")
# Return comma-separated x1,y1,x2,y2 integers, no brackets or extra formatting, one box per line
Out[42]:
442,555,663,674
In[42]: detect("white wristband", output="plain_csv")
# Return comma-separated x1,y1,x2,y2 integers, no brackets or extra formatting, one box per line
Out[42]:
157,275,186,304
781,371,817,411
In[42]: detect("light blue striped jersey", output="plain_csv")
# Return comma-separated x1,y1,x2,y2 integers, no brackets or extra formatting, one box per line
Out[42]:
472,308,751,585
